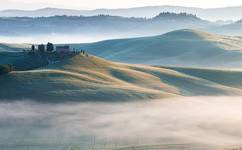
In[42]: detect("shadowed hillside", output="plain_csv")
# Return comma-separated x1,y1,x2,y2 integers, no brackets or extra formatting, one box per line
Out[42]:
76,29,242,68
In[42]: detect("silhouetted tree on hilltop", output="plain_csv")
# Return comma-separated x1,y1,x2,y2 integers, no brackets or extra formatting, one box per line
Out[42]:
47,42,54,52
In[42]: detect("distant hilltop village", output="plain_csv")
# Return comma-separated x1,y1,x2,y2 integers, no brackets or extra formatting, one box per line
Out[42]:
28,42,88,58
28,42,88,56
0,42,89,75
30,43,76,54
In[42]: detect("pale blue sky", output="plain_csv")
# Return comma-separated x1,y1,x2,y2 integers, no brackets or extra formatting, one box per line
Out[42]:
1,0,242,10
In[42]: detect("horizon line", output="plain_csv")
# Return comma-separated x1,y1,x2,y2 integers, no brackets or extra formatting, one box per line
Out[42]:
1,4,242,11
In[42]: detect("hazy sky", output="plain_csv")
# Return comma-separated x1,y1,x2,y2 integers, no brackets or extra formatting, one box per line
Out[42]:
1,0,242,10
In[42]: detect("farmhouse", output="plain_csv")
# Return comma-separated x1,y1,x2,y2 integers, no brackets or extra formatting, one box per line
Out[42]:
56,45,70,53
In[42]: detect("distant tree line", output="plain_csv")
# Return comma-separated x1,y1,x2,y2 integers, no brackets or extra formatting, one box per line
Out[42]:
29,42,87,57
31,42,54,53
0,12,203,36
153,12,199,20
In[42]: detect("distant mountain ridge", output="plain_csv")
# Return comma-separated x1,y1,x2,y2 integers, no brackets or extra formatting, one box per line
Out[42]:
1,11,241,40
1,6,242,21
0,13,212,37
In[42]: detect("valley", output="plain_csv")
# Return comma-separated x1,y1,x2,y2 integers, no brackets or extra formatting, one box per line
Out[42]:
1,14,242,149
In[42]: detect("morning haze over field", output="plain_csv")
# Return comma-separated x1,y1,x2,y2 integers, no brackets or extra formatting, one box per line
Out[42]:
2,0,242,150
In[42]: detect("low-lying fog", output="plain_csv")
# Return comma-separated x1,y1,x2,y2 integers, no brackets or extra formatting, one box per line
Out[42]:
1,97,242,150
0,34,138,44
0,35,105,44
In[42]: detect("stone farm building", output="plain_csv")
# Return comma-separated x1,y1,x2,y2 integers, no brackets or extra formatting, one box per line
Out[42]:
56,45,70,53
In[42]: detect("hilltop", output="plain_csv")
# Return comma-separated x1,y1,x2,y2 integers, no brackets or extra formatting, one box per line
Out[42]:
77,29,242,68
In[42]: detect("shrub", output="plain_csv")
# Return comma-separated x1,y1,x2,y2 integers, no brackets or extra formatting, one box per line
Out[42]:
0,64,13,75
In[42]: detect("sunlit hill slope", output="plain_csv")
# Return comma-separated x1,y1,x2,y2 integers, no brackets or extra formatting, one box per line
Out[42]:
1,52,242,101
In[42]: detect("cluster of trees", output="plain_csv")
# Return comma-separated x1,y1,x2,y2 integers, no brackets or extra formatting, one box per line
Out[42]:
31,42,54,53
47,43,54,52
153,12,199,20
80,50,88,57
0,64,13,75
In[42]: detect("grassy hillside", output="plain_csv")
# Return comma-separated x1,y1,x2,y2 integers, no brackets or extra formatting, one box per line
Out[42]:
0,51,51,71
74,29,242,68
0,43,44,71
0,54,174,101
1,53,242,101
167,67,242,89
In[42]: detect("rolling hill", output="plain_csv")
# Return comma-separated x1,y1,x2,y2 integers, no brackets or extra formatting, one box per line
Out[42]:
212,19,242,35
76,29,242,68
1,51,242,101
0,53,173,101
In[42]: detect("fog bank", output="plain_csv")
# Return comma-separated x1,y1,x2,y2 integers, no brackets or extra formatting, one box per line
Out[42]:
1,97,242,149
0,34,139,44
0,34,107,44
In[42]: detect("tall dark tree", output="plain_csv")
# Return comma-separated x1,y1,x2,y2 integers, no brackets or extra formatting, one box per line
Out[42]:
47,42,54,52
38,44,45,53
31,45,35,51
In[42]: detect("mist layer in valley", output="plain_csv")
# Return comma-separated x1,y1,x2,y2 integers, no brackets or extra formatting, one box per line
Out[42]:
0,34,127,44
1,97,242,150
